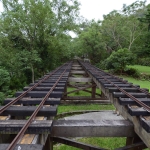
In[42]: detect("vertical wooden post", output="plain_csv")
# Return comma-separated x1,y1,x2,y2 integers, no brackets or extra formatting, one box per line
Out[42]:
44,135,53,150
64,84,68,100
126,134,143,150
91,81,96,98
101,91,105,99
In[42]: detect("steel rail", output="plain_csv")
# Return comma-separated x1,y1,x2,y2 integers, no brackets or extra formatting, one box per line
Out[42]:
6,62,72,150
89,63,150,96
0,62,68,114
79,61,150,113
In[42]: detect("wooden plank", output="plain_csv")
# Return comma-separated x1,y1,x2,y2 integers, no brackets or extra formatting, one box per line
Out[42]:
52,120,134,137
68,77,92,82
140,116,150,133
23,87,64,91
71,67,83,70
4,98,60,105
63,97,108,100
104,84,132,87
29,83,66,87
35,80,66,83
52,137,106,150
107,88,148,93
61,100,111,104
128,105,150,116
0,144,44,150
118,98,150,105
113,92,149,98
15,91,63,98
0,116,8,120
0,120,52,134
71,70,86,74
0,106,57,117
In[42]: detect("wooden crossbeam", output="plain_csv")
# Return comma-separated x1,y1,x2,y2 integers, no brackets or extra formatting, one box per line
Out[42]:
52,119,134,137
65,84,95,95
63,96,108,100
0,144,44,150
0,106,57,117
15,91,63,98
4,98,60,105
0,120,52,134
68,77,92,82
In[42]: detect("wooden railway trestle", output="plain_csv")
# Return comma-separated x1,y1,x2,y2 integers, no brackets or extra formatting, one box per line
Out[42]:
0,59,149,150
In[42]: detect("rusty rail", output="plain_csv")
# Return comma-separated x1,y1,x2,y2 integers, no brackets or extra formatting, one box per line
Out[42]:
6,62,72,150
79,61,150,113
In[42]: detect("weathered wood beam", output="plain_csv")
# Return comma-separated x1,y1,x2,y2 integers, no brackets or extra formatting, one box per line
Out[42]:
0,120,52,134
0,106,57,117
107,87,149,93
23,87,64,92
0,144,44,150
63,97,108,100
71,71,86,74
68,77,92,82
52,120,134,137
29,83,66,87
71,67,83,70
64,85,100,96
52,137,106,150
61,100,111,104
15,91,63,98
4,98,60,105
113,92,149,98
118,98,150,105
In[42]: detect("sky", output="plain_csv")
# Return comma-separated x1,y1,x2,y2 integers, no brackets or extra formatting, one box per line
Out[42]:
79,0,150,20
0,0,150,20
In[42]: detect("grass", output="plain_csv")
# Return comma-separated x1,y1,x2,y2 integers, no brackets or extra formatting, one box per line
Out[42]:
120,76,150,91
55,65,150,150
67,87,101,96
58,104,115,114
128,65,150,74
54,138,126,150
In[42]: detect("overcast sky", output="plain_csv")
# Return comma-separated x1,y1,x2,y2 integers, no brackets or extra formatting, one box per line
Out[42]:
0,0,150,20
79,0,150,20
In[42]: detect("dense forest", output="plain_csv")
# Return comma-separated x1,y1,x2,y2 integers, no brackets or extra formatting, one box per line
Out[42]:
0,0,150,102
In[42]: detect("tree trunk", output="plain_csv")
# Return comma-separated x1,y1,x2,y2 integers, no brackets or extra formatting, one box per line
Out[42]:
31,65,34,83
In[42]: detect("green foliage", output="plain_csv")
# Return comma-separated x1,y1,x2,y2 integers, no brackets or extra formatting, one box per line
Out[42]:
0,68,10,92
73,20,108,64
124,68,140,78
105,48,136,74
137,57,150,66
0,92,5,105
9,76,27,90
0,68,10,104
0,0,81,89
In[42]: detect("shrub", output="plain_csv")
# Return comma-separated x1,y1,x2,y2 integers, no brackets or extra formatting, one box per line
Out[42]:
104,48,136,74
137,57,150,66
124,68,140,78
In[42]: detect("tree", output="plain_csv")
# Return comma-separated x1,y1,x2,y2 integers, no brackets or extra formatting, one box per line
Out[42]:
101,1,147,52
73,20,107,64
0,0,81,83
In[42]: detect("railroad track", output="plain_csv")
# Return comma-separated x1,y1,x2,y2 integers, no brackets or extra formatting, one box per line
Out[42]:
78,60,150,148
0,61,72,150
